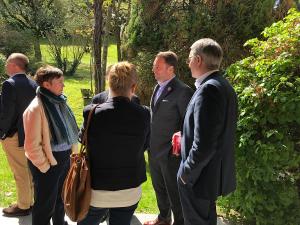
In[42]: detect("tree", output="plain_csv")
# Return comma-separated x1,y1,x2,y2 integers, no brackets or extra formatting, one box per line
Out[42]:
93,0,104,93
123,0,292,104
0,0,65,61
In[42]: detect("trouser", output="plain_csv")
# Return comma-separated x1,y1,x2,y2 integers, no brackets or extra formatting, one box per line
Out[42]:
1,133,33,209
29,150,70,225
177,179,217,225
78,203,138,225
149,155,184,225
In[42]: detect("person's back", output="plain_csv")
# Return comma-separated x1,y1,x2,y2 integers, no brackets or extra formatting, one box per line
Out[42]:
0,53,36,217
4,74,37,144
85,97,149,190
78,61,150,225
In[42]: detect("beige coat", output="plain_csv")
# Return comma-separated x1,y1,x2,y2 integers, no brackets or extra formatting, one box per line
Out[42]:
23,96,78,173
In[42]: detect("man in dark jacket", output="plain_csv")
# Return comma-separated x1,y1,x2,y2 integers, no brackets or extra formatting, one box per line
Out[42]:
0,53,37,217
144,51,193,225
177,38,238,225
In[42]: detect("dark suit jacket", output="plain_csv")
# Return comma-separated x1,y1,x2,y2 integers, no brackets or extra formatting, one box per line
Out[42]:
91,90,140,105
178,72,238,200
149,77,194,159
83,96,150,190
0,74,37,146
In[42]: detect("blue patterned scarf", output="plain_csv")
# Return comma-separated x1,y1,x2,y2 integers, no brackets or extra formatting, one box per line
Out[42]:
37,86,78,145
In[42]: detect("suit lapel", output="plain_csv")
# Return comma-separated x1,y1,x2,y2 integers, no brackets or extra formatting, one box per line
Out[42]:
152,78,176,113
150,84,160,111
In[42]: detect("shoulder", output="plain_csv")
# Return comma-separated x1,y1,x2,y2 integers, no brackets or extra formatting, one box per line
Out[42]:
24,97,40,115
130,102,150,119
92,91,108,104
3,78,15,87
83,103,95,116
174,78,193,92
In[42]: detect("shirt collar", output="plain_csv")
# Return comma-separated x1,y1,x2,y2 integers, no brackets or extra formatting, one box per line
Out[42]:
10,73,25,78
194,70,218,89
157,75,175,87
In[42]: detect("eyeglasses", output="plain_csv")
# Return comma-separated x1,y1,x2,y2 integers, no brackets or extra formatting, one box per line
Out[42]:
186,55,199,64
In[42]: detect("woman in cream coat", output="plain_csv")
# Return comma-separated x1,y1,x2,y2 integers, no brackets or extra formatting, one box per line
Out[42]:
23,65,78,225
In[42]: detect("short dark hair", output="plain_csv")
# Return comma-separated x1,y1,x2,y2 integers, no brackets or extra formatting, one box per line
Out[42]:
156,51,178,71
34,65,63,86
7,53,29,71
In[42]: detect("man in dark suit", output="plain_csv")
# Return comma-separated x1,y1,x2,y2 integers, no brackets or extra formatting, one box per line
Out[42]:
0,53,37,216
144,51,193,225
177,38,238,225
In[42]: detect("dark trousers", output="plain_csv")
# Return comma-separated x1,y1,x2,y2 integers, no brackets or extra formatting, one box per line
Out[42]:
149,155,184,225
77,203,138,225
29,150,70,225
177,179,217,225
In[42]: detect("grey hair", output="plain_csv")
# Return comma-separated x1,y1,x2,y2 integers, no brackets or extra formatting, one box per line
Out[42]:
190,38,223,70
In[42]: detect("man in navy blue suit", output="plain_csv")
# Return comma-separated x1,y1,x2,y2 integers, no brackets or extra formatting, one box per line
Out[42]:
0,53,37,217
177,39,238,225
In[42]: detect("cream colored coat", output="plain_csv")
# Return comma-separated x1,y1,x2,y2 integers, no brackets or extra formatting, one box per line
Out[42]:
23,96,78,173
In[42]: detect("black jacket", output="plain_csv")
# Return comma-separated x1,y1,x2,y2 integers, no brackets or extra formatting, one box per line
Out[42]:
83,96,150,190
0,74,37,146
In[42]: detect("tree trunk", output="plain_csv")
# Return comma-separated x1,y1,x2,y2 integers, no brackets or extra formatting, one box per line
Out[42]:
115,26,122,61
93,0,104,94
114,0,122,61
102,4,113,77
33,36,42,61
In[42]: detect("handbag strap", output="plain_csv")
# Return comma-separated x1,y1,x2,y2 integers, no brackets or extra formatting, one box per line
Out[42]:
80,104,99,154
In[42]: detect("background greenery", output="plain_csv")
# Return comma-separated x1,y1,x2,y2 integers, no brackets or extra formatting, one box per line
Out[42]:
219,9,300,225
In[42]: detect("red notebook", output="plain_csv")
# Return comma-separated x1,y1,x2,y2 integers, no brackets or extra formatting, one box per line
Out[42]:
172,131,181,156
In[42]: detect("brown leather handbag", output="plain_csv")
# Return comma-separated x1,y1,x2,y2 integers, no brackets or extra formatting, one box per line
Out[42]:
62,104,98,222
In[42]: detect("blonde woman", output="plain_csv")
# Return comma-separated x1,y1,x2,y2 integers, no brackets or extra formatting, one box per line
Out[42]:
78,62,150,225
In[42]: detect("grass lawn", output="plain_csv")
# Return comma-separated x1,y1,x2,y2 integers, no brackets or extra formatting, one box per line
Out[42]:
0,43,158,214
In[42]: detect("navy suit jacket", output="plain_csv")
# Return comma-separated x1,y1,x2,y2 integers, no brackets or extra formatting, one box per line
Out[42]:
91,90,140,105
178,72,238,200
0,74,37,146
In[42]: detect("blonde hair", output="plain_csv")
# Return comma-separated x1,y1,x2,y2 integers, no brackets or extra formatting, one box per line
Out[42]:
108,61,137,96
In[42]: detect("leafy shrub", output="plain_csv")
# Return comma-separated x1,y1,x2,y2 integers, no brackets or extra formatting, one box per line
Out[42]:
0,53,6,87
219,8,300,225
0,22,33,58
123,0,288,103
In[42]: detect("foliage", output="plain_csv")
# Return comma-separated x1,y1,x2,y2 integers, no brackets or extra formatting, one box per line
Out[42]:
0,53,6,86
219,9,300,225
47,33,90,76
0,22,33,58
0,0,66,60
123,0,293,104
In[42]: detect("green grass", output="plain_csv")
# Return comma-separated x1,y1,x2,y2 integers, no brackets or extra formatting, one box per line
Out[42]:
0,43,157,213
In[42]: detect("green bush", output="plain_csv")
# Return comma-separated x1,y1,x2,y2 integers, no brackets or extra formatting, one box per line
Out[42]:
219,8,300,225
0,22,33,58
0,53,6,87
123,0,286,103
